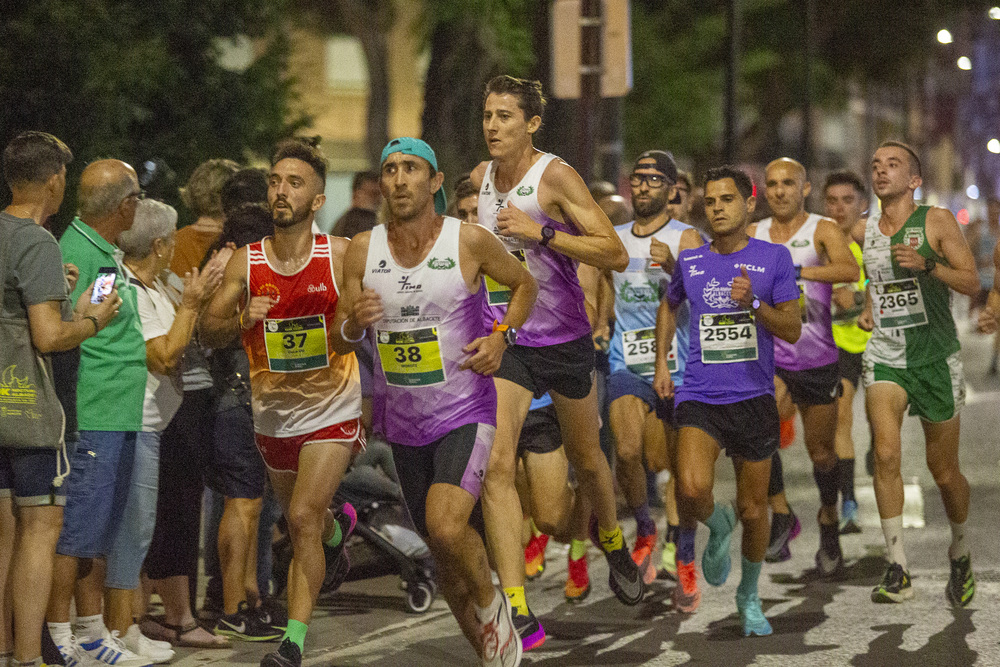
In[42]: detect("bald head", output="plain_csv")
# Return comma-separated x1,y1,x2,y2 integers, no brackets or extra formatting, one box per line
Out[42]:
78,160,139,222
599,194,631,227
765,157,806,181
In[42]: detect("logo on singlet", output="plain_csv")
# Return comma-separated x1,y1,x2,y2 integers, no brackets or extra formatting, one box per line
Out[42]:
397,275,422,293
427,257,455,270
401,305,420,317
790,239,810,248
516,185,534,196
904,228,925,249
688,264,705,277
258,283,280,303
739,264,766,273
307,283,328,293
702,277,738,309
371,259,391,274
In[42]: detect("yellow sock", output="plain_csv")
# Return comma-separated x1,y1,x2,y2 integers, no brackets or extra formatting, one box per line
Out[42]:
598,525,624,553
504,586,528,617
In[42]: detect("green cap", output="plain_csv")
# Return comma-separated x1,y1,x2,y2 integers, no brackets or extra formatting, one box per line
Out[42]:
380,137,447,214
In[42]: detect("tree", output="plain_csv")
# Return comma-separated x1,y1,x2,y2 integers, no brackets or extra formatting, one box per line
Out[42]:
0,0,307,230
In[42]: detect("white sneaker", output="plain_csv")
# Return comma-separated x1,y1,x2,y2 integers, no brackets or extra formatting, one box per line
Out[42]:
56,636,101,667
123,625,175,663
479,589,522,667
80,631,153,667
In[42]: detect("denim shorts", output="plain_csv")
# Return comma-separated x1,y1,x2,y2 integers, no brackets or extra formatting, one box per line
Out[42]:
57,430,138,560
0,446,69,507
105,430,161,589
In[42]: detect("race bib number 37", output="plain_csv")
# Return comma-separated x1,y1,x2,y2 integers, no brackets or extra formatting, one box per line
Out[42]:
264,315,330,372
699,311,758,364
871,278,927,330
377,327,446,387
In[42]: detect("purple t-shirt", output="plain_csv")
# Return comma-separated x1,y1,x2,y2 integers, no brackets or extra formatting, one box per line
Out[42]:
667,238,799,405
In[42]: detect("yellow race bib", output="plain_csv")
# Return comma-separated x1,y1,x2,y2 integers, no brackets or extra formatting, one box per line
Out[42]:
264,315,329,372
376,327,446,387
484,249,529,306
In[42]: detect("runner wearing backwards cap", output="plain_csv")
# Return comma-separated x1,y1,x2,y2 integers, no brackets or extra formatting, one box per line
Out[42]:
469,75,640,652
341,137,537,667
654,166,801,635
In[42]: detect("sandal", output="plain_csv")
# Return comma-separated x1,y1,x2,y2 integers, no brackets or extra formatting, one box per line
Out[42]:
161,621,231,649
138,615,175,643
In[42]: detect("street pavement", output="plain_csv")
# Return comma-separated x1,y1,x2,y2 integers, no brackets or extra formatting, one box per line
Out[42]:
171,318,1000,666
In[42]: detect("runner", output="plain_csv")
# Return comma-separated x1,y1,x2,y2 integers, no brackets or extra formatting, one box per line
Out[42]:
654,166,801,635
341,137,536,666
853,141,979,606
606,151,702,584
200,138,361,667
470,75,642,649
752,158,859,575
823,170,872,534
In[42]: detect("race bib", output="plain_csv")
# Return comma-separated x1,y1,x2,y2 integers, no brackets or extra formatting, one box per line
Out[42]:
621,328,671,377
484,249,529,306
376,327,446,387
264,315,329,372
699,311,758,364
871,278,926,331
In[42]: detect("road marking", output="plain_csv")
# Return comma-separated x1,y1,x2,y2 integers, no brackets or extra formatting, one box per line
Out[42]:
855,480,924,528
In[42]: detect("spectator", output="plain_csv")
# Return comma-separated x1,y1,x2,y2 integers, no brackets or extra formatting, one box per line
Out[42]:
170,159,239,277
330,171,380,238
0,132,117,667
452,177,478,226
47,159,151,667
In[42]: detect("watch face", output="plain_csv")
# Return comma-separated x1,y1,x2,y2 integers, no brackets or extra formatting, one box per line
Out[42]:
542,226,555,239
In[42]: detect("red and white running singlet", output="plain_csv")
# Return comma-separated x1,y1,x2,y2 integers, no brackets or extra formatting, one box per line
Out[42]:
242,234,361,438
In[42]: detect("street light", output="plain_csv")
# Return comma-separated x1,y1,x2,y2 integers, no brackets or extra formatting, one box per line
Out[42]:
937,29,953,44
988,139,1000,154
967,184,980,199
958,56,972,70
990,6,1000,19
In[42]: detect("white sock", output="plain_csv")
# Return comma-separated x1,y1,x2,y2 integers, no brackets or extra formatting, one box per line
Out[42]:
48,621,73,648
474,589,501,625
949,520,969,560
0,650,12,667
76,614,106,643
880,516,907,570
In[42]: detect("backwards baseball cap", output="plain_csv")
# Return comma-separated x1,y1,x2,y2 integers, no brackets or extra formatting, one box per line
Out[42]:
380,137,448,214
634,150,679,184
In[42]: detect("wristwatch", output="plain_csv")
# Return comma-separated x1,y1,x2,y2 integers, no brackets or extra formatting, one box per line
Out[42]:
750,296,761,312
924,256,937,273
492,320,518,347
794,264,803,280
539,225,556,247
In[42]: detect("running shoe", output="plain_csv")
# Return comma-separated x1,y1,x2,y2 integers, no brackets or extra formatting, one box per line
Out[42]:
512,608,546,652
480,591,522,667
660,539,678,581
80,632,152,667
871,563,913,603
524,533,549,580
564,553,590,603
764,511,800,563
839,499,862,535
260,638,301,667
945,554,976,608
815,543,844,577
258,596,289,632
56,636,100,667
631,532,658,585
702,503,736,586
736,592,773,637
122,625,174,664
215,601,283,641
605,545,645,605
779,417,795,449
672,561,701,613
321,547,351,594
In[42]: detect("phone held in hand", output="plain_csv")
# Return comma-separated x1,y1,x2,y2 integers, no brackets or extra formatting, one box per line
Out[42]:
91,267,118,304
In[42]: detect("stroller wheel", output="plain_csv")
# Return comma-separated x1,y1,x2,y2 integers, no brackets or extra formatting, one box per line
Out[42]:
405,582,434,614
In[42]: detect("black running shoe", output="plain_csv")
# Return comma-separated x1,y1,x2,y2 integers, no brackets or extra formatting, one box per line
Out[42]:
945,554,975,608
260,638,301,667
765,511,799,563
512,607,546,651
215,601,282,642
605,545,645,605
258,596,288,632
871,562,913,603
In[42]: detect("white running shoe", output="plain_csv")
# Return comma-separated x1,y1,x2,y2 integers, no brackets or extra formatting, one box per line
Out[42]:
479,589,522,667
80,630,153,667
123,624,175,663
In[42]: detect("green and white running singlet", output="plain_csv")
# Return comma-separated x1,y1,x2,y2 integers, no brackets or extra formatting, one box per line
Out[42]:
863,205,959,368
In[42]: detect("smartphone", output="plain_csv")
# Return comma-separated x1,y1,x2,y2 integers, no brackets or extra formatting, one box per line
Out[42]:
91,267,118,304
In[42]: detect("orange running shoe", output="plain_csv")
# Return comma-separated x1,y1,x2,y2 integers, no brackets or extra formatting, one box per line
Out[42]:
524,533,549,580
564,553,590,603
673,561,701,613
779,417,796,449
631,533,658,585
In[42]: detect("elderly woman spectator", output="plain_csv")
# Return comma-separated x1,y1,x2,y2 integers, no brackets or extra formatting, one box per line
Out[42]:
115,199,227,653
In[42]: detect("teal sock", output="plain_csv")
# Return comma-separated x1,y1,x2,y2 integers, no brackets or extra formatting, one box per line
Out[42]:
282,619,308,651
704,503,729,534
324,518,343,548
737,556,762,600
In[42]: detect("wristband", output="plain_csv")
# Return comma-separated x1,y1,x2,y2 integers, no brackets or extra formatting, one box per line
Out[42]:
341,318,366,343
238,310,249,330
794,264,803,280
85,315,100,335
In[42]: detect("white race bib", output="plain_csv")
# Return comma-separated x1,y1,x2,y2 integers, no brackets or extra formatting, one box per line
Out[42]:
699,311,758,364
621,328,673,377
871,278,927,331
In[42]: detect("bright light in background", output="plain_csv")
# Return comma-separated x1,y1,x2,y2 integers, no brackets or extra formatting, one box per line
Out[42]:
989,139,1000,153
990,7,1000,19
957,209,970,225
937,29,953,44
957,56,972,70
967,184,980,199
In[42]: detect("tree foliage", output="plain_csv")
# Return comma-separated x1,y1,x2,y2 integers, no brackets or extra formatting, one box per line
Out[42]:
0,0,307,229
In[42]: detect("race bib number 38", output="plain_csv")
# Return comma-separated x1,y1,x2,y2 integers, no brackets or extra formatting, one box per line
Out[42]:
699,311,758,364
377,327,446,387
484,249,529,306
871,278,926,330
264,315,330,372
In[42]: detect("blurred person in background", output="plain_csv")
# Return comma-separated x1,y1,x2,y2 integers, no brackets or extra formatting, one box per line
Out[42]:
453,177,479,226
331,171,380,239
170,160,239,277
